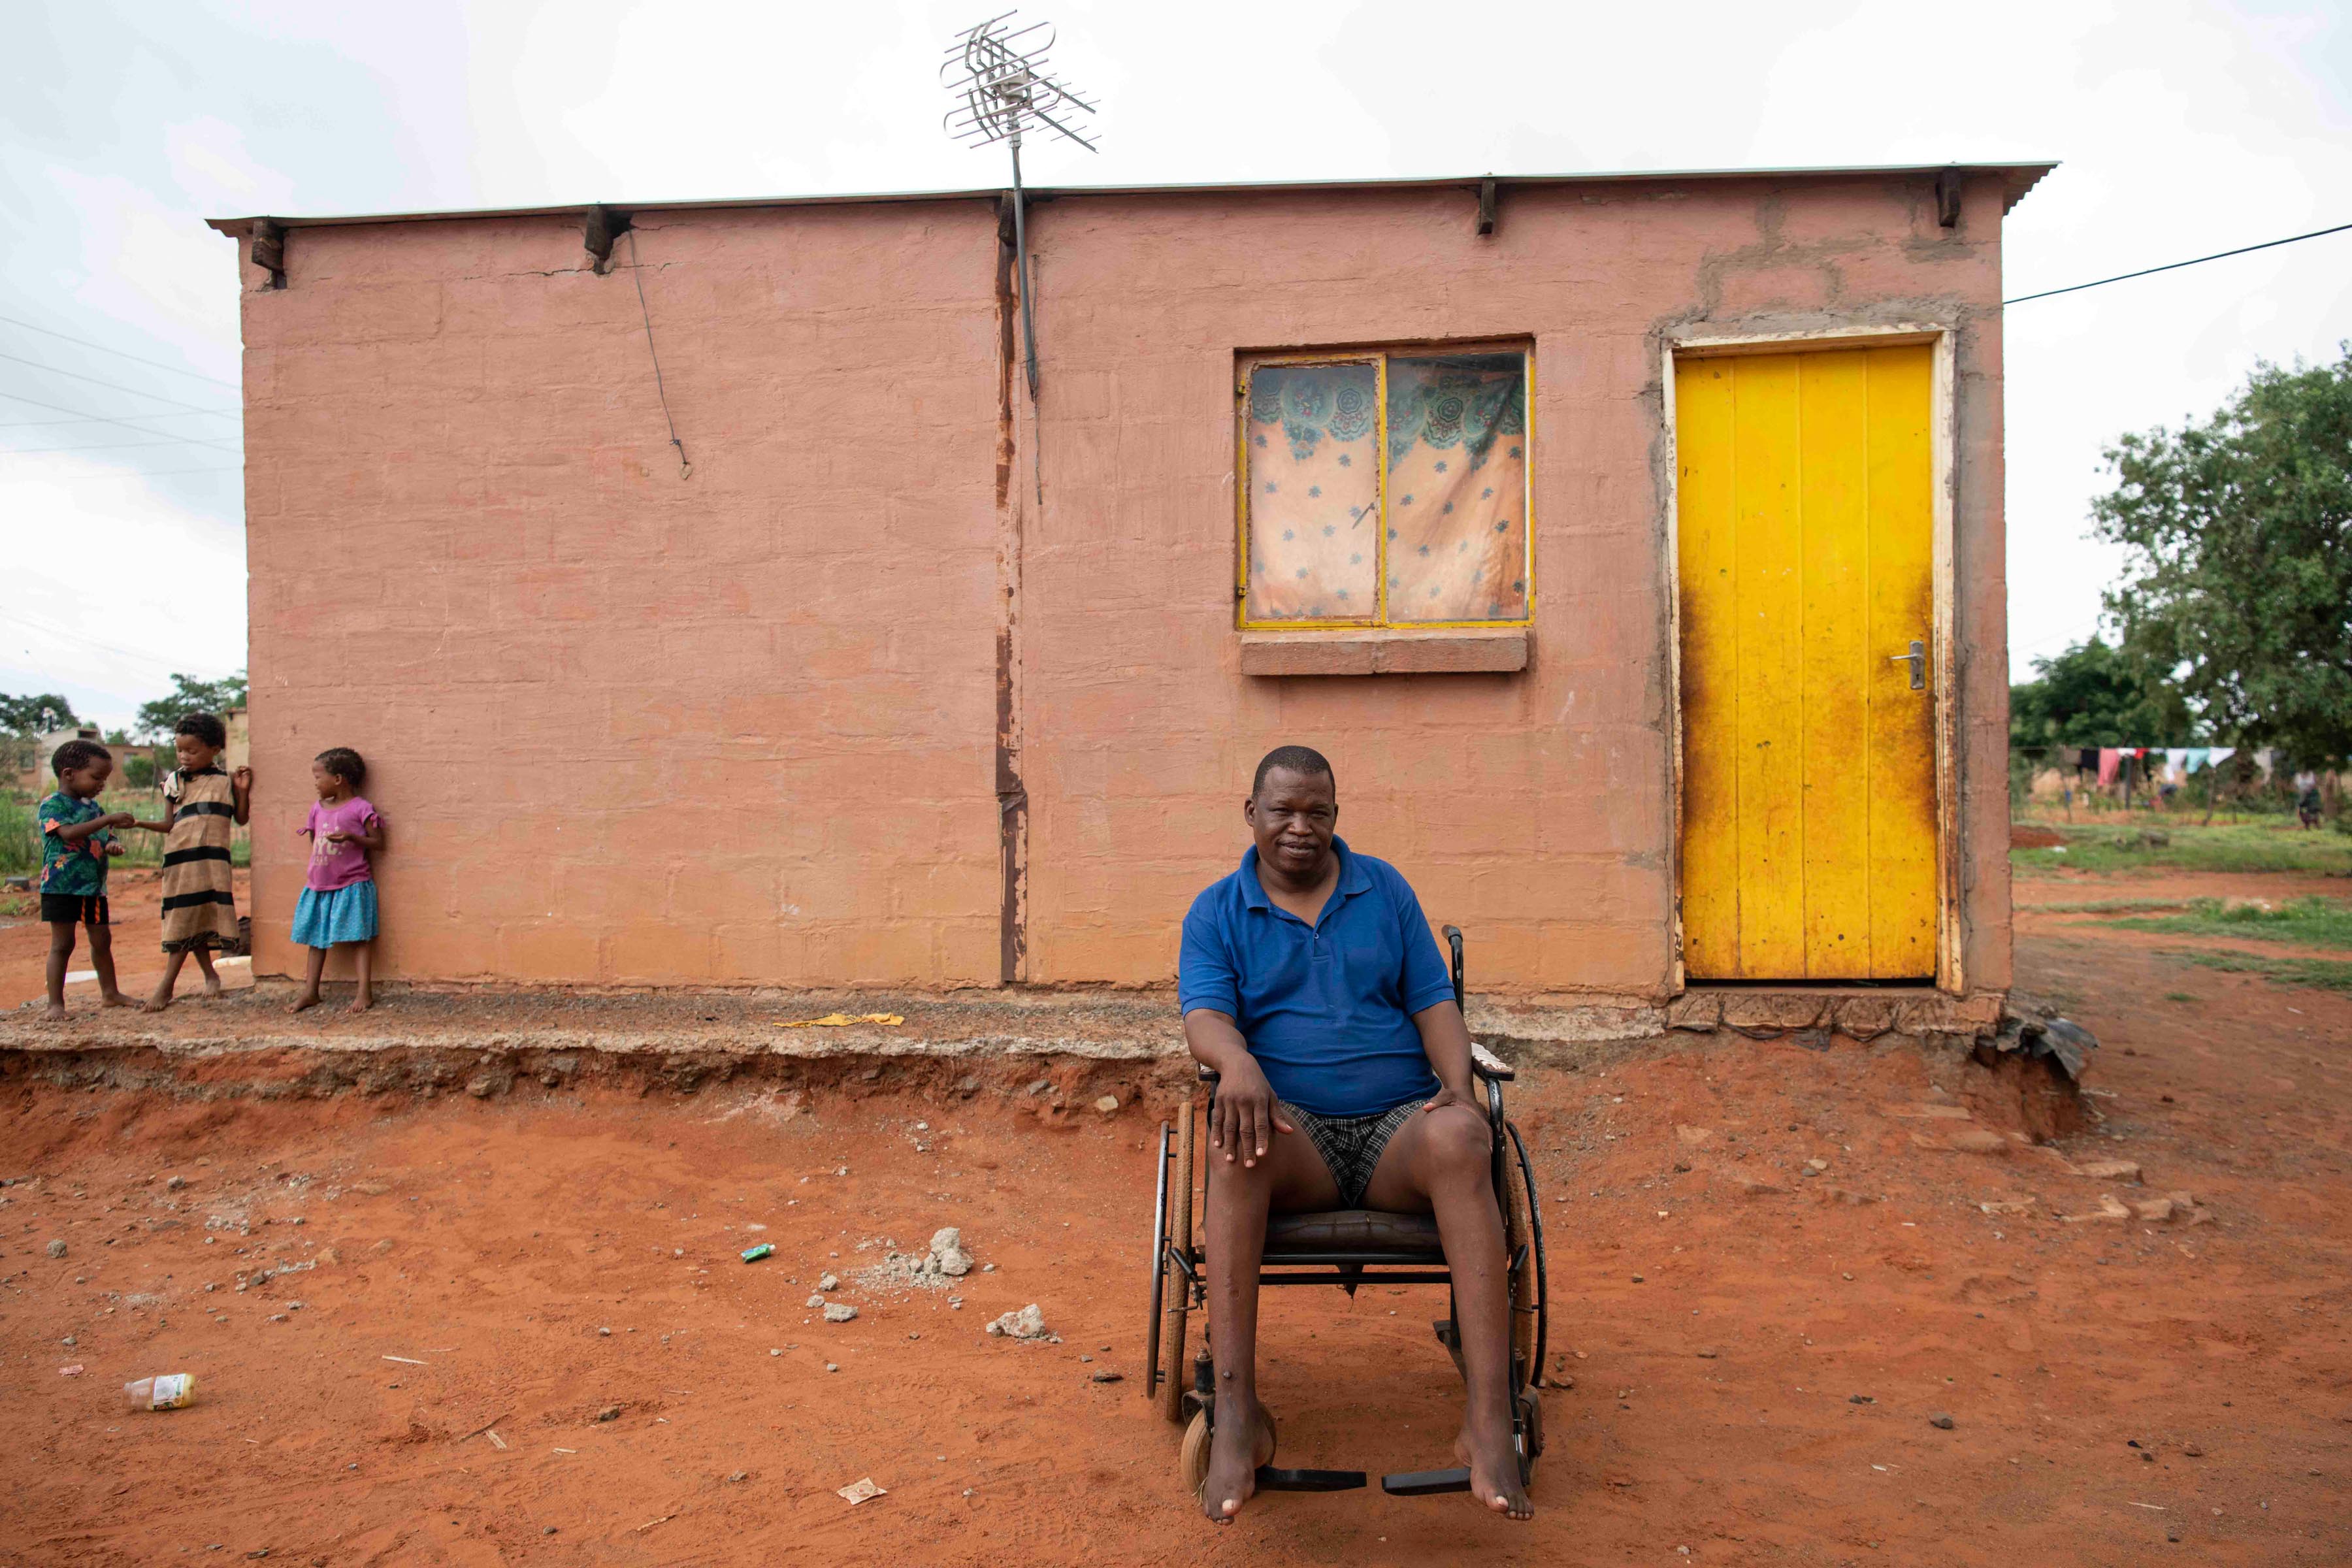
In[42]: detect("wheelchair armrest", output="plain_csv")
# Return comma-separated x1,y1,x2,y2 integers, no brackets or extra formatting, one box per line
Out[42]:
1469,1042,1516,1082
1196,1064,1219,1085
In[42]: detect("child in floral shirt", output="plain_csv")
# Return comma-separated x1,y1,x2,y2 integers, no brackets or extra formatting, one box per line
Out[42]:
39,738,136,1019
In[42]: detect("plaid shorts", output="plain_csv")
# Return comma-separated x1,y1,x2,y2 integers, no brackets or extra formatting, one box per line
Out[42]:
1279,1098,1428,1209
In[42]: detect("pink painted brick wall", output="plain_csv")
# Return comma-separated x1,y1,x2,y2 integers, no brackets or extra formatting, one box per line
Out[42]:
242,205,1005,987
235,172,2015,999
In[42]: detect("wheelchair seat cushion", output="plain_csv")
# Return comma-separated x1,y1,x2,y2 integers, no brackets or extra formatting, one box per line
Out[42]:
1265,1207,1444,1261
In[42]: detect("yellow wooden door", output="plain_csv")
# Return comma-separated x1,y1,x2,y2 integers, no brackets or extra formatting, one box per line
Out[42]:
1675,344,1938,981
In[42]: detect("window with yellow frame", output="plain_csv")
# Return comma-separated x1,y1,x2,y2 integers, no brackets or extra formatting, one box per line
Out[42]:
1237,344,1532,629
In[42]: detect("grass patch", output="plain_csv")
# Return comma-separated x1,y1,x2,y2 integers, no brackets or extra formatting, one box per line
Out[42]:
3,791,248,877
2162,991,2200,1003
2163,948,2352,993
2110,896,2352,951
2034,898,2193,914
2012,819,2352,878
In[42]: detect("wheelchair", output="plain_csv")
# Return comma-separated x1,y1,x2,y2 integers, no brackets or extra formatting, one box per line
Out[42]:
1144,926,1550,1498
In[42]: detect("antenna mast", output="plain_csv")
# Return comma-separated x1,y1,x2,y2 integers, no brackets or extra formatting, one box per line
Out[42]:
942,12,1099,402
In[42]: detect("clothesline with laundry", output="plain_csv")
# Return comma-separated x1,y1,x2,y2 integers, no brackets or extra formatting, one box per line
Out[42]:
2061,746,2277,787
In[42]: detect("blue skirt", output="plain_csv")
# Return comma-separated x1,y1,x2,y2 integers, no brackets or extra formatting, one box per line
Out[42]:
291,881,378,947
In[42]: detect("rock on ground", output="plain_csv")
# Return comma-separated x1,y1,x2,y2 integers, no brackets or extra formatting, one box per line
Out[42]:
985,1303,1050,1340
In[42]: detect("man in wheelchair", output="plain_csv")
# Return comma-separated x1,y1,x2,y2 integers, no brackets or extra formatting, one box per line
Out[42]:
1177,745,1535,1523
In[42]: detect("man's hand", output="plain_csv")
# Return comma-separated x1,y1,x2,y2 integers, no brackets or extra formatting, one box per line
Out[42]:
1416,1083,1479,1120
1209,1057,1294,1168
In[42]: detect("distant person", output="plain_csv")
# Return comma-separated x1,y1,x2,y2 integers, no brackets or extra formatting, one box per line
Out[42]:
37,739,135,1019
137,712,250,1011
2299,781,2324,830
1179,745,1531,1524
289,747,384,1015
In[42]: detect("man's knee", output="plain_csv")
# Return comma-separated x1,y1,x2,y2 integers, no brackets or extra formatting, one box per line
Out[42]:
1420,1105,1493,1181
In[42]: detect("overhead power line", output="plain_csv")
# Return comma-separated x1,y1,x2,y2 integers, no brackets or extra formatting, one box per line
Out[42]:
0,312,238,388
0,350,242,416
0,608,224,675
0,388,240,453
28,465,244,480
2005,220,2352,304
2,437,241,453
0,410,229,429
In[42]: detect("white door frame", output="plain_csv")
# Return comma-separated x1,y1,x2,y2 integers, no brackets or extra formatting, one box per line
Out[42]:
1659,323,1963,993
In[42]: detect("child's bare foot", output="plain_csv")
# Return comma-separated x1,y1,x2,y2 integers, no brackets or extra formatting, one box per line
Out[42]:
1199,1401,1276,1524
142,987,173,1013
346,991,372,1015
1454,1416,1533,1520
42,1002,67,1022
201,973,224,999
99,990,133,1009
290,992,321,1015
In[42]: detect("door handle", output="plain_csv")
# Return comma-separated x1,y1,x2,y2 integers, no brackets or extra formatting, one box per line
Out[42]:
1889,640,1926,691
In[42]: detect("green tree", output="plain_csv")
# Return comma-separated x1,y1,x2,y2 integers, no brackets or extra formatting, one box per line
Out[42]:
2009,636,2195,751
0,692,80,733
135,671,249,740
2092,346,2352,764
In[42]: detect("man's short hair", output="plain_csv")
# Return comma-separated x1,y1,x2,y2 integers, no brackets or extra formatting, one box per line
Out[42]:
51,738,112,777
174,711,227,748
1252,744,1335,798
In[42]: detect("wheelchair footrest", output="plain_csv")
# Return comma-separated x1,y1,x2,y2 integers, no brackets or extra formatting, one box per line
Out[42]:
1255,1465,1367,1492
1380,1466,1472,1496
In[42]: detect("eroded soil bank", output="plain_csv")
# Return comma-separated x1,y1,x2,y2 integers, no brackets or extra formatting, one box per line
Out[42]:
2,874,2348,1565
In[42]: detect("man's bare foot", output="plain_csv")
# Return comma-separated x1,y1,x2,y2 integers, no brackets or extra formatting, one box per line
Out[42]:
1199,1401,1277,1524
346,992,372,1015
99,991,132,1009
290,992,321,1015
42,1002,67,1021
1454,1419,1534,1520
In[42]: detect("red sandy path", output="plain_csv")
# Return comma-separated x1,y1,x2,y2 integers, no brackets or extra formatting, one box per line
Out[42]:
1,878,2347,1564
0,869,255,1011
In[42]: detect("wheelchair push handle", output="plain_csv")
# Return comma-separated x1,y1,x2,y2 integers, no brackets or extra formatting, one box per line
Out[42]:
1443,924,1464,1012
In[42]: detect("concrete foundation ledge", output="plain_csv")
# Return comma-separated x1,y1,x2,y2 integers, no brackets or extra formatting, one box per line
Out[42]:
1239,627,1528,676
0,983,2006,1104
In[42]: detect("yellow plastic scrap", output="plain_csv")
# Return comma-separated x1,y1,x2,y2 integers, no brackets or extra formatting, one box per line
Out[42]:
774,1013,905,1028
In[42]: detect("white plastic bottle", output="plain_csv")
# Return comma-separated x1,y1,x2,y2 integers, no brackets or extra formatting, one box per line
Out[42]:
123,1373,195,1411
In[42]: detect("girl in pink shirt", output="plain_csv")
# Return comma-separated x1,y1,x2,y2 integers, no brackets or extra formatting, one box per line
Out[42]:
291,747,385,1013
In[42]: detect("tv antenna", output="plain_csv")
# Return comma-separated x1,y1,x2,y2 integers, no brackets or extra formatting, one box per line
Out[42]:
942,12,1098,401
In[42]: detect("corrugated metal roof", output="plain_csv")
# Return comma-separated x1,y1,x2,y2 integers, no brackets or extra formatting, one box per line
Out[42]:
207,161,2055,237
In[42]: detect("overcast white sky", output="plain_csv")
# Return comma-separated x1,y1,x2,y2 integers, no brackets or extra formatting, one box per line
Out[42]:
4,0,2347,731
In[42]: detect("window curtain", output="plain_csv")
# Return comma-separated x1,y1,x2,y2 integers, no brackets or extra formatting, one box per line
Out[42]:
1385,354,1528,623
1244,362,1380,621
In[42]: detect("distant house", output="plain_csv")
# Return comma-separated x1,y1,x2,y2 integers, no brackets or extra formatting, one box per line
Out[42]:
17,726,102,795
211,161,2048,1030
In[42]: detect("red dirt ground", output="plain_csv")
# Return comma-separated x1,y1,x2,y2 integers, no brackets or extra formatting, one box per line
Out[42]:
0,870,256,1011
3,872,2348,1565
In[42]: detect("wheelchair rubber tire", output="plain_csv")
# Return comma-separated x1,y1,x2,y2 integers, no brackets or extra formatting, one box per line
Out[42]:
1501,1123,1541,1397
1158,1100,1196,1424
1180,1408,1213,1494
1181,1407,1277,1499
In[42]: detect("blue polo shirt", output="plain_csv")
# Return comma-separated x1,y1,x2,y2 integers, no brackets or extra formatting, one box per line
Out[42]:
1178,837,1454,1117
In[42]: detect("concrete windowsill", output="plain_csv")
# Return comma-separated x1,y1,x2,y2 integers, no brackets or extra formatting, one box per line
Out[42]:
1239,627,1529,676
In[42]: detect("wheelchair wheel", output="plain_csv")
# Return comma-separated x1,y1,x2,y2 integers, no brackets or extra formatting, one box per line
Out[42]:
1181,1407,1276,1497
1156,1101,1196,1424
1180,1407,1213,1492
1501,1120,1543,1401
